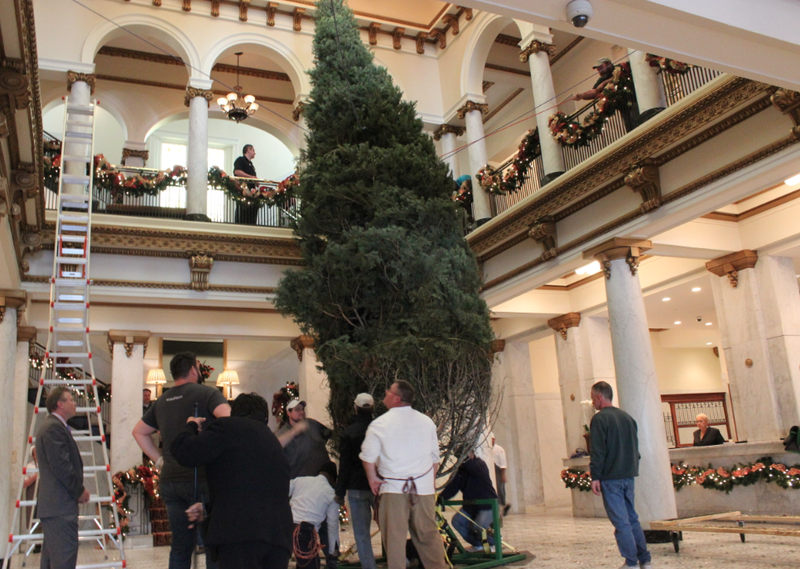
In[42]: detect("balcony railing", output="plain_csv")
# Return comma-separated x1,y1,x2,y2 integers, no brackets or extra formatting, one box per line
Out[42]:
487,65,723,218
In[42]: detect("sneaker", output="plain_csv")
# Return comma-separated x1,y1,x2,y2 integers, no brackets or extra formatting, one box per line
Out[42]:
467,545,483,553
640,564,653,569
619,564,638,569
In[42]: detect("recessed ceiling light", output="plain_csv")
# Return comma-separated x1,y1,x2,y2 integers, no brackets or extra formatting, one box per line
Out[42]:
692,287,702,292
575,261,601,276
785,173,800,186
707,342,713,345
705,322,713,326
674,321,681,325
662,297,671,302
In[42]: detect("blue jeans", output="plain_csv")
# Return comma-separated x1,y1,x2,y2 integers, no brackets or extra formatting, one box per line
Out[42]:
451,508,495,548
348,489,376,569
600,478,651,567
160,481,218,569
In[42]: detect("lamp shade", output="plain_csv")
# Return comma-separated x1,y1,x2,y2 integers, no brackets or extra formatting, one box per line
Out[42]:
219,370,239,386
146,368,167,385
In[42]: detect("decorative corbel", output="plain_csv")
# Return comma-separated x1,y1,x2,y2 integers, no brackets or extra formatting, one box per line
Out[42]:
239,0,250,22
293,8,305,32
624,161,661,213
442,14,459,35
705,250,758,288
392,28,405,50
429,29,446,49
292,101,305,122
583,238,652,279
0,290,27,325
66,71,96,95
182,0,191,12
547,313,581,341
266,2,278,26
368,22,381,46
528,216,557,261
152,0,162,6
489,339,506,357
210,0,220,17
290,335,315,361
432,124,464,141
456,100,488,119
415,32,429,55
519,40,556,63
459,6,473,20
770,88,800,127
188,251,214,292
184,87,214,108
108,330,152,359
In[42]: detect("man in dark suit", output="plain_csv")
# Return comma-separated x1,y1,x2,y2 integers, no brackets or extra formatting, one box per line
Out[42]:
35,386,90,569
171,392,293,569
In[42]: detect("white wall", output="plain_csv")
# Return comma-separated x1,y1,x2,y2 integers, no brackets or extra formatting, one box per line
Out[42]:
651,332,724,394
43,104,126,166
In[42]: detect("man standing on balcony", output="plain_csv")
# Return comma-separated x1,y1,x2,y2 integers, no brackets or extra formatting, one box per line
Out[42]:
233,144,261,225
573,57,638,131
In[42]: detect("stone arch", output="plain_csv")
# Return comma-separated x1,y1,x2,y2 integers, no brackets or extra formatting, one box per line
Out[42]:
460,13,522,98
201,33,311,99
81,14,202,79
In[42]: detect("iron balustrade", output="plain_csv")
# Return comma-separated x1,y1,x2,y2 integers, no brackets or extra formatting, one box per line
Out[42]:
488,154,545,216
660,66,723,107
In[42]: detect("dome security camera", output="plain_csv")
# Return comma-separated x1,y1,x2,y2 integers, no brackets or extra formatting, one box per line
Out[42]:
566,0,594,28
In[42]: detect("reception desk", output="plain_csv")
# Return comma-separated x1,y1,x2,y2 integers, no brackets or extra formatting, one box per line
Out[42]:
562,442,800,520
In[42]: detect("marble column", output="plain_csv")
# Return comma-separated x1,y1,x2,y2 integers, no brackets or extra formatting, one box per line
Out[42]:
585,239,677,527
11,326,36,523
0,290,26,545
549,313,617,455
492,340,545,514
519,31,566,184
185,79,213,221
65,71,96,196
707,251,799,441
457,100,492,224
433,124,464,180
290,336,331,427
121,141,149,168
108,330,151,473
627,49,667,125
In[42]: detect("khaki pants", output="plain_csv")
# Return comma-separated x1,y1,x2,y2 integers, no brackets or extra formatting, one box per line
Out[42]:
378,493,446,569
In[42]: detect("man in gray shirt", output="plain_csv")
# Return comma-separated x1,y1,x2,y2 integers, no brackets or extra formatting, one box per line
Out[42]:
133,352,230,569
276,399,332,479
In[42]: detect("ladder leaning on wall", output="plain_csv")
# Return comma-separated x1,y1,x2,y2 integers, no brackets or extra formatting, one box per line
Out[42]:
2,96,126,569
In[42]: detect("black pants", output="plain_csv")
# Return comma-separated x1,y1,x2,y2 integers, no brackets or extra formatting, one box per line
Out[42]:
294,522,320,569
235,202,261,225
217,541,290,569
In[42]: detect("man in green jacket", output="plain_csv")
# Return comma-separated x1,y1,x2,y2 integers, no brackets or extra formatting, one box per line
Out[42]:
589,381,653,569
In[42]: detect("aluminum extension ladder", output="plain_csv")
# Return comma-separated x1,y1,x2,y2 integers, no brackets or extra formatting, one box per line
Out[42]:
2,97,126,568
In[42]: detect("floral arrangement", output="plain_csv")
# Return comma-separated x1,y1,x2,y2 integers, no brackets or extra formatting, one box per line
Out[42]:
198,361,214,383
111,464,160,534
548,62,635,148
645,54,692,75
476,128,541,195
562,456,800,493
272,381,300,423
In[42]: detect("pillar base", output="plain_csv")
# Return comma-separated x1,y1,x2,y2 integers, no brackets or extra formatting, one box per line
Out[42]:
476,217,492,227
636,107,666,127
540,171,565,187
186,213,212,222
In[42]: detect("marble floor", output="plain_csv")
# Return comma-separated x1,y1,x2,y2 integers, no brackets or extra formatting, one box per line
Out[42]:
6,508,798,568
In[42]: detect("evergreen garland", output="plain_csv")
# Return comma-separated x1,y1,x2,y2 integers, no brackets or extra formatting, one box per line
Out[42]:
476,127,541,195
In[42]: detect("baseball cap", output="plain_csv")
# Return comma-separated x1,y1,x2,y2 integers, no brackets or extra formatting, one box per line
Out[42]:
593,57,613,68
286,399,306,411
354,393,374,408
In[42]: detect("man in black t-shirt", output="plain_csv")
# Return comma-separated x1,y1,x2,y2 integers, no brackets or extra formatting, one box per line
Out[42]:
233,144,261,225
133,352,231,569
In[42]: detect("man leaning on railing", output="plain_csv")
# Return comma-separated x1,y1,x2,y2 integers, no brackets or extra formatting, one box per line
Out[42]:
572,57,638,132
233,144,262,225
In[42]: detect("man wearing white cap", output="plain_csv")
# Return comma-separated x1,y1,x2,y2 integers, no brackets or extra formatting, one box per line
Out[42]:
276,399,332,479
335,393,376,569
573,57,616,101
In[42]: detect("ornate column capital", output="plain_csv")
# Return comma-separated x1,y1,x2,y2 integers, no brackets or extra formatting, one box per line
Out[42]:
0,289,27,325
108,330,152,358
705,250,758,288
432,124,465,140
184,87,213,108
66,71,96,95
290,335,315,361
292,101,306,122
188,251,214,291
624,162,661,213
17,326,36,343
770,88,800,126
456,100,489,119
547,313,582,340
584,238,652,279
519,40,556,63
121,148,149,166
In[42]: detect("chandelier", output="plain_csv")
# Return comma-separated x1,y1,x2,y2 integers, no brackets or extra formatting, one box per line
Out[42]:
218,52,258,123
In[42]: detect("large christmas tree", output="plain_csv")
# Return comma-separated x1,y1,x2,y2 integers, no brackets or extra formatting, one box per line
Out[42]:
276,0,495,474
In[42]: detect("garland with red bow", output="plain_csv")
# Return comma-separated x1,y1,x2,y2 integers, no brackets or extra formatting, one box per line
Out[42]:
111,464,160,534
476,127,541,195
645,54,692,75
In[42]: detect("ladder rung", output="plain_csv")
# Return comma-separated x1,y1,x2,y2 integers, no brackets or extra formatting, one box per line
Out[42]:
62,137,92,145
53,302,87,310
56,257,87,264
10,528,119,541
66,119,94,127
57,341,85,347
21,465,106,474
61,193,91,202
54,361,83,367
66,103,95,115
59,213,89,222
44,352,90,359
62,225,89,233
76,563,125,569
57,318,84,324
59,270,85,278
64,131,92,140
61,174,91,185
60,235,87,243
62,154,92,163
61,248,85,255
58,294,85,301
51,327,88,333
80,451,93,457
41,380,94,385
34,408,100,416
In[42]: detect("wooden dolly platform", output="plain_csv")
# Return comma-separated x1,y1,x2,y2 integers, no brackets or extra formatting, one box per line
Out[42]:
650,511,800,552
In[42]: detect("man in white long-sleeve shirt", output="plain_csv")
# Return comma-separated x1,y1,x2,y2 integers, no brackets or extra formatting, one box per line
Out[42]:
289,462,340,569
360,380,446,569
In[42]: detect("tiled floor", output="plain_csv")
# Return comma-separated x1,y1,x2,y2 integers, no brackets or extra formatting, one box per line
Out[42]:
6,508,799,568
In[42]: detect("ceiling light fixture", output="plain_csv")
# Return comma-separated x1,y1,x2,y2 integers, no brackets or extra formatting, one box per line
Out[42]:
662,297,671,301
707,342,713,345
785,173,800,186
705,322,713,326
575,261,601,276
692,287,702,292
217,52,258,123
674,321,681,325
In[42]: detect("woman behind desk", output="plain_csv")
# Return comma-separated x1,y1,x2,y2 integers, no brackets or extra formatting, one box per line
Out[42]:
693,413,726,446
